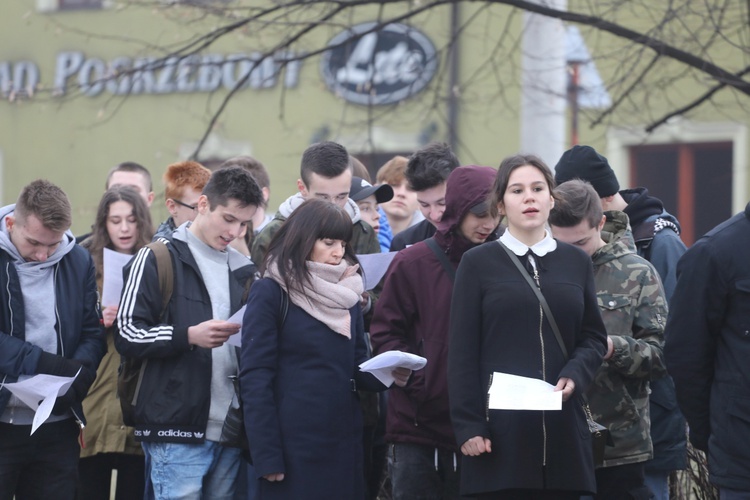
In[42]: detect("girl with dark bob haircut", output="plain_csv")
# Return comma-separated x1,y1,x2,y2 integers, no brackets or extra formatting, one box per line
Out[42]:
261,198,358,292
240,198,409,499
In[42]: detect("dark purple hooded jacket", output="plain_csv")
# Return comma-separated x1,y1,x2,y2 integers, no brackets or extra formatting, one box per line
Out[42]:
370,165,499,451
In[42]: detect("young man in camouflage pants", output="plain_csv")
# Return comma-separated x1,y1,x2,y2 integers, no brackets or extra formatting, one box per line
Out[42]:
550,180,668,500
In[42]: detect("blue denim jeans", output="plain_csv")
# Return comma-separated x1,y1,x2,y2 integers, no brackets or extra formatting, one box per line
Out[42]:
142,441,242,500
388,442,461,500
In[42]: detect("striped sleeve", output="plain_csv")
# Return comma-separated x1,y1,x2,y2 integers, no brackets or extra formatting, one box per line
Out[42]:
115,245,186,358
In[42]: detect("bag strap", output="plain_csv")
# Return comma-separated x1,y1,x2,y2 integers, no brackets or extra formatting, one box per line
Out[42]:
425,237,455,282
498,242,568,359
278,287,288,330
146,241,174,320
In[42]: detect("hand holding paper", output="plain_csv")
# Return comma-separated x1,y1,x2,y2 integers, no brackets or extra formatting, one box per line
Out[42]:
359,350,427,387
2,371,79,435
226,305,246,348
488,372,562,411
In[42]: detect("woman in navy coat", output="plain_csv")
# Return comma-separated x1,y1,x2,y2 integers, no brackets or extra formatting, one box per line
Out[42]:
240,199,407,499
448,155,607,499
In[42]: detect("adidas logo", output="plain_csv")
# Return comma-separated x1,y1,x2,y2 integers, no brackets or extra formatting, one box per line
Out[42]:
157,429,194,438
195,432,204,439
142,430,151,436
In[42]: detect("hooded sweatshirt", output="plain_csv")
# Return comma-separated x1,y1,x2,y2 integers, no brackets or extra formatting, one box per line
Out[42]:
370,166,499,450
619,187,685,301
0,204,76,423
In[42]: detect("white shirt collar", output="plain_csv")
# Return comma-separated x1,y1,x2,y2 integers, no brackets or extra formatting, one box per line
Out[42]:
499,229,557,257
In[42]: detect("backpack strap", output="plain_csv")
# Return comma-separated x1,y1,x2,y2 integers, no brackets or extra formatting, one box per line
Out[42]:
145,240,174,319
425,237,456,282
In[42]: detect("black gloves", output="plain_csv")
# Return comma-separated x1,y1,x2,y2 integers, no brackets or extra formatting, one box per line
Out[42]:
36,351,81,378
37,352,96,415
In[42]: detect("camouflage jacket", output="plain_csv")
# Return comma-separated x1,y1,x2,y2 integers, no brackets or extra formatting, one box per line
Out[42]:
589,210,668,467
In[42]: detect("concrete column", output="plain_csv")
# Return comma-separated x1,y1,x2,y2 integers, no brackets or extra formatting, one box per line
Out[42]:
520,0,568,167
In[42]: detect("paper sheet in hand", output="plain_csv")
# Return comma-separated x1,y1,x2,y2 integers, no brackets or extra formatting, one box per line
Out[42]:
3,370,79,435
359,351,427,387
102,248,134,307
226,305,246,347
488,372,562,411
356,252,397,290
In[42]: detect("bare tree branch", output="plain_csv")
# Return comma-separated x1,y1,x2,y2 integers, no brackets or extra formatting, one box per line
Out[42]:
645,64,750,132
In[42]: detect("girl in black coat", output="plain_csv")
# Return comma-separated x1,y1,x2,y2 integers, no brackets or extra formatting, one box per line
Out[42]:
448,155,607,499
240,199,409,499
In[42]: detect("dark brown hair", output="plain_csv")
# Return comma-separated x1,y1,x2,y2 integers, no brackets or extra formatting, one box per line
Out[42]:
488,154,557,220
81,185,154,286
549,179,603,229
262,199,359,293
300,142,351,187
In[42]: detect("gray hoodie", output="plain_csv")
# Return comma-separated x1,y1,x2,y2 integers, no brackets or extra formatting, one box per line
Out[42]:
0,204,76,422
277,192,363,224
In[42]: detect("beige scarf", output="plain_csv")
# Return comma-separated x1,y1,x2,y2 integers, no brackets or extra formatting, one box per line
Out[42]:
265,260,364,338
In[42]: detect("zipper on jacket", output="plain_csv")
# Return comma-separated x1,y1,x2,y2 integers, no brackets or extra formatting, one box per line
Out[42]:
4,263,14,423
533,265,548,467
54,264,64,357
71,407,86,449
5,263,14,338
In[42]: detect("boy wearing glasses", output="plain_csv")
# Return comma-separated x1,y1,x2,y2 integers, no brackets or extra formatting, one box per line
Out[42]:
153,161,212,240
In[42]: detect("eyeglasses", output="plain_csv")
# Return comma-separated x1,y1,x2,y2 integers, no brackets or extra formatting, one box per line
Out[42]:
172,199,197,211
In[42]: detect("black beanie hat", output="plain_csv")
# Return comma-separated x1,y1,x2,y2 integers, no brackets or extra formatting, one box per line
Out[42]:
554,145,620,198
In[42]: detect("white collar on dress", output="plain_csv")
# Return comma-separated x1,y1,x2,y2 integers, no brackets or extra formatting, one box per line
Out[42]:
499,229,557,257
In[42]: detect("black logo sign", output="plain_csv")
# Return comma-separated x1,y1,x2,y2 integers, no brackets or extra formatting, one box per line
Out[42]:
321,22,438,105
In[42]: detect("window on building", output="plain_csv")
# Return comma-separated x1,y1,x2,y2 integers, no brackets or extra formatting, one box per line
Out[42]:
355,152,413,184
37,0,104,11
59,0,103,9
629,142,732,246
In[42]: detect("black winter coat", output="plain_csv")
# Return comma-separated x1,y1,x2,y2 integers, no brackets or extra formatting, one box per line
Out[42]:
665,202,750,491
448,241,607,496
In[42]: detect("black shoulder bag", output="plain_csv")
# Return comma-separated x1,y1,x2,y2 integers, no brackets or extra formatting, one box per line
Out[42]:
498,241,610,467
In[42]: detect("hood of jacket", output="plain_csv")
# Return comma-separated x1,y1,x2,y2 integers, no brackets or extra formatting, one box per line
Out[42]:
594,210,637,267
621,187,681,232
277,192,362,224
434,165,499,261
0,204,76,268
